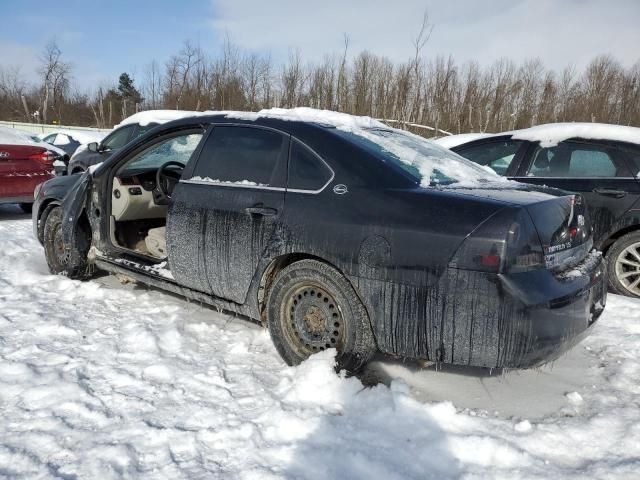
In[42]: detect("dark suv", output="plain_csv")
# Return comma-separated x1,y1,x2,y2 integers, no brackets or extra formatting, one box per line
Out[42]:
447,124,640,298
67,122,159,174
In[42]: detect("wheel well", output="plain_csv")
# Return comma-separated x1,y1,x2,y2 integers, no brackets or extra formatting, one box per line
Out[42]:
601,225,640,256
257,253,377,347
258,253,326,319
71,167,85,174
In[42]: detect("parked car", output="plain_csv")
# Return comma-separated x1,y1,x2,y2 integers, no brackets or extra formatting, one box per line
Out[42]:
67,110,200,175
439,123,640,299
33,109,605,373
0,126,67,212
40,129,106,159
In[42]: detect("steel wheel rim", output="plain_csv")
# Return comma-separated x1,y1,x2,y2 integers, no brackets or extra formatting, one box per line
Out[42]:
615,241,640,296
281,282,345,357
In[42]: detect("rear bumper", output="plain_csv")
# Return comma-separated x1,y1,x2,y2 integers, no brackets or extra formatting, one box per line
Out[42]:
442,254,606,369
0,196,36,204
497,254,606,368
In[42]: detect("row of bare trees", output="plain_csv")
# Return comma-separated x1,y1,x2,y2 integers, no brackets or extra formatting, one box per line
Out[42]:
1,38,639,135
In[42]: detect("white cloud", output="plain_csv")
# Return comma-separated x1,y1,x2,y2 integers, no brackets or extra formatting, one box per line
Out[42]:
0,42,40,83
210,0,640,70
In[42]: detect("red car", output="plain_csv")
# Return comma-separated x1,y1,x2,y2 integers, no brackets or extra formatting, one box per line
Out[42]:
0,127,56,212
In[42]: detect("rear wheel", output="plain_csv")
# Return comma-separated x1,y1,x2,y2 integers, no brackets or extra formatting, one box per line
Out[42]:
607,231,640,298
19,203,32,214
266,259,376,373
43,206,92,279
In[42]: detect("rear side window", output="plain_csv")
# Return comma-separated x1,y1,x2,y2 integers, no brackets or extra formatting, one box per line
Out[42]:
192,126,288,187
526,142,632,178
288,139,333,191
455,140,523,176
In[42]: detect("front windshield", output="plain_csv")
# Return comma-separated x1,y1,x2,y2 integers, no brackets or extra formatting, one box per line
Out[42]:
339,128,500,187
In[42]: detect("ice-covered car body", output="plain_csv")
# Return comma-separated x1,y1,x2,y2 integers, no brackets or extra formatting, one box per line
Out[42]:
34,109,606,370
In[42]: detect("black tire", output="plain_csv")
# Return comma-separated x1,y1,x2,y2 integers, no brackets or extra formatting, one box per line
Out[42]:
43,206,92,279
606,231,640,298
19,203,32,214
266,259,376,373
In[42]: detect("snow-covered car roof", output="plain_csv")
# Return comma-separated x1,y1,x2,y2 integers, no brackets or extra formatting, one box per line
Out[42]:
115,110,205,129
509,122,640,148
224,107,502,187
114,107,501,187
431,133,494,149
0,126,67,156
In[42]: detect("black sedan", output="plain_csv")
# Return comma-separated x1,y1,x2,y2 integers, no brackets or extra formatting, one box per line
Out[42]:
33,111,606,373
442,123,640,298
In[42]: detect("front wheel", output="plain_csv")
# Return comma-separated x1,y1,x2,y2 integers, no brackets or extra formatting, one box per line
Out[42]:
43,206,92,279
266,259,376,373
607,231,640,298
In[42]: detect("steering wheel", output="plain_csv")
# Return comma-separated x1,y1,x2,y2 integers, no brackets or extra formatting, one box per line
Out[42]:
155,160,185,205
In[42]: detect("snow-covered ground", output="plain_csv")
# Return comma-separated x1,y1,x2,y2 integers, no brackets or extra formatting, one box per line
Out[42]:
1,204,639,479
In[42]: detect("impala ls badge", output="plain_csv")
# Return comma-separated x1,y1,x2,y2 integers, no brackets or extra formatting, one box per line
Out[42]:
0,151,9,158
333,184,348,195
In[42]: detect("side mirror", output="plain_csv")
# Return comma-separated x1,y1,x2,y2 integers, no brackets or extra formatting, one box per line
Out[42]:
87,142,99,153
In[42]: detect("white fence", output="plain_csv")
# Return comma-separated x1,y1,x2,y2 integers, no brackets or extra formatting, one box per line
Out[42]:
0,120,111,136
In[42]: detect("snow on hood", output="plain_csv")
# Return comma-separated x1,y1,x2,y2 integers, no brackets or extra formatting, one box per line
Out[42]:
0,126,66,156
510,122,640,148
225,107,501,187
432,132,494,149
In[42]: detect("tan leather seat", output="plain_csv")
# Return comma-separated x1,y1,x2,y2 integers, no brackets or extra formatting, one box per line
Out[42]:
145,227,167,258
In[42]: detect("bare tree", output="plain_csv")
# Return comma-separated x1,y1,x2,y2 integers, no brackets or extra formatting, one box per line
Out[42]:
39,40,71,124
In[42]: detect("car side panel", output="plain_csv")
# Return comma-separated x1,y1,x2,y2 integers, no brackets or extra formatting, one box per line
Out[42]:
278,185,505,358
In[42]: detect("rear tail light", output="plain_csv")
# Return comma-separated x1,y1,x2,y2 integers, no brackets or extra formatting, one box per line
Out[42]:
449,208,544,274
29,150,55,166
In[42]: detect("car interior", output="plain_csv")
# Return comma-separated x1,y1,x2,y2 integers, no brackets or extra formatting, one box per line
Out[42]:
529,144,623,177
109,132,203,260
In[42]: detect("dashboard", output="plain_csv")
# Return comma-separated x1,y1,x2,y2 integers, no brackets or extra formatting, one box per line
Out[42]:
112,171,167,221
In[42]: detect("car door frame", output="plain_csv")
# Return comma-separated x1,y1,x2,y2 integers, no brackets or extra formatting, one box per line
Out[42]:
90,124,210,265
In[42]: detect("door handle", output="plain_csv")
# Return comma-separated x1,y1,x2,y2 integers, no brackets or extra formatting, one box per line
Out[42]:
593,188,627,198
245,206,278,216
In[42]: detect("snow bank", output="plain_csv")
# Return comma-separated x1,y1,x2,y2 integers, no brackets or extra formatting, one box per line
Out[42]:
511,122,640,147
1,212,640,479
0,125,40,146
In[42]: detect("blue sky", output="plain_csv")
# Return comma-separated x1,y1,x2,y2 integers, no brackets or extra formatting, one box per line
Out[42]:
0,0,221,87
1,0,639,92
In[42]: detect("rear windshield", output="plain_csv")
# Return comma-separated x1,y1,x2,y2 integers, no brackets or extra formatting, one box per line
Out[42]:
337,128,500,187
